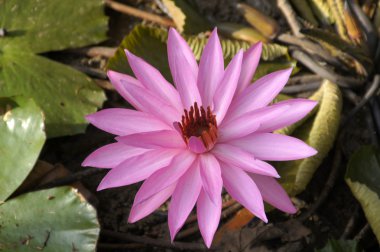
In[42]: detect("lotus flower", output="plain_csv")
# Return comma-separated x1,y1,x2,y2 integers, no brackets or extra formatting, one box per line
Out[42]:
82,28,317,247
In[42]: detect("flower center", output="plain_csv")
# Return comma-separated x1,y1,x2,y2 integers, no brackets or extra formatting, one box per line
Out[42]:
178,102,218,150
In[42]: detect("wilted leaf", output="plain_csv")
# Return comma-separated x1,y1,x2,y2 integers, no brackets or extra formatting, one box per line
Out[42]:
277,80,342,195
316,239,361,252
237,3,279,39
290,0,319,26
0,186,99,251
345,145,380,243
107,25,292,82
217,23,269,44
343,3,362,44
308,0,335,25
162,0,210,34
0,0,108,137
302,28,371,70
326,0,349,41
0,97,45,202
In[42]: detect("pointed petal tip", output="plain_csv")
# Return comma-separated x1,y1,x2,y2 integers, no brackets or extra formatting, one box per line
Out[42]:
204,238,212,249
308,146,318,157
84,114,93,123
287,204,297,214
210,27,219,37
127,213,138,223
81,159,90,167
106,69,120,83
168,27,180,38
96,183,106,191
124,49,132,56
261,214,268,223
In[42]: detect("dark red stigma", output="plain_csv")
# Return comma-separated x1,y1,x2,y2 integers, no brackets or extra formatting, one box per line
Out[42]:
178,102,218,150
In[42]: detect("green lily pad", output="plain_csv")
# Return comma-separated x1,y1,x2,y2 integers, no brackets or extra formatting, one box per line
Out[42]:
162,0,211,34
0,186,100,251
277,80,342,195
0,96,45,202
316,239,361,252
0,0,108,137
107,25,293,82
346,145,380,243
0,0,107,54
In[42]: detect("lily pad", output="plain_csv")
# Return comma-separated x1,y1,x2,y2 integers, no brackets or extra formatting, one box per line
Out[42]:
107,25,293,82
0,186,100,251
0,0,108,137
0,96,45,202
277,80,342,195
346,145,380,243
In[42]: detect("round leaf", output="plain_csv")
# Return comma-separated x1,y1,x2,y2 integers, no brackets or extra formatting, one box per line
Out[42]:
0,0,108,53
0,96,45,202
0,51,106,137
0,186,100,251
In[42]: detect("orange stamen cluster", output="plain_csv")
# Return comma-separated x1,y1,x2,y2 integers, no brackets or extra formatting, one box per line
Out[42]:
178,102,218,149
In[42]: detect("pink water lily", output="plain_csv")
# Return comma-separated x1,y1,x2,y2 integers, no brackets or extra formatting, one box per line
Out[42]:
82,28,317,248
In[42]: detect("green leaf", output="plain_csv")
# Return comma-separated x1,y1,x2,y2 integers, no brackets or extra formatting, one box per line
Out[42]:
0,186,99,251
345,145,380,243
0,51,105,137
0,0,107,54
316,239,361,252
0,0,108,137
277,80,342,195
107,25,292,82
0,96,46,202
162,0,211,34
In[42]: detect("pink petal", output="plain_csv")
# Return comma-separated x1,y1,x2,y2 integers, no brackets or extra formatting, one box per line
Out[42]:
116,130,186,149
225,68,292,122
236,42,262,95
257,99,318,132
220,162,267,222
212,144,279,177
188,136,207,153
213,50,243,123
218,102,291,141
197,190,221,248
82,142,148,168
199,153,223,204
250,174,296,214
228,133,317,161
97,149,180,190
133,151,197,205
197,28,224,107
125,50,183,112
86,108,170,136
168,161,202,241
129,183,176,223
168,28,201,108
120,80,181,125
107,70,145,110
